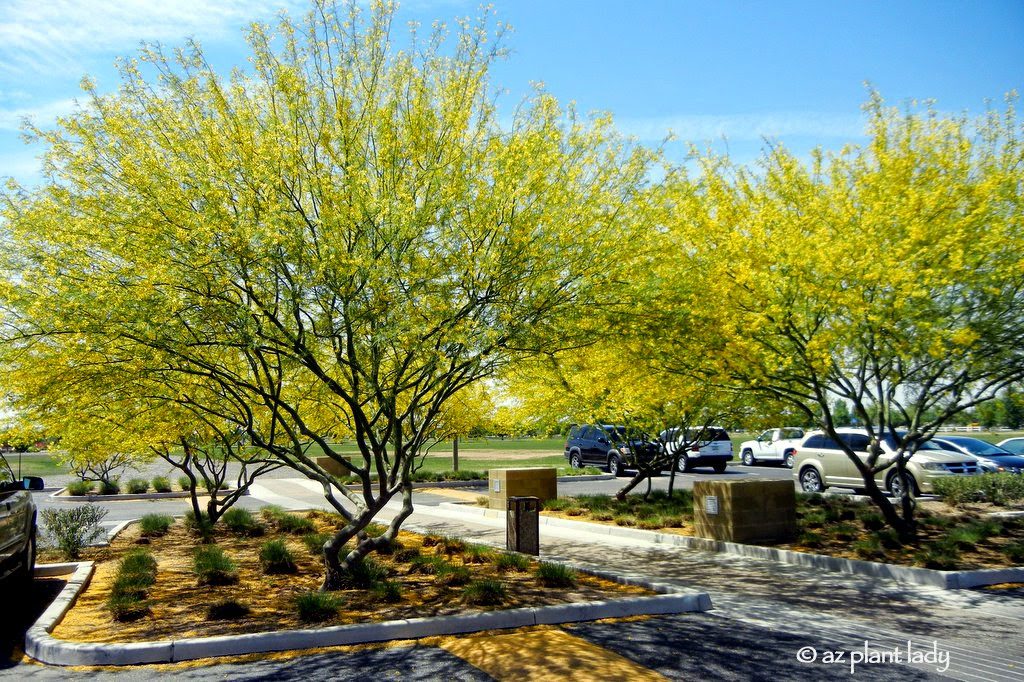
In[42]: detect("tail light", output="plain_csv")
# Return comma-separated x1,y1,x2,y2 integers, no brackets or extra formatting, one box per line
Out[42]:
691,445,699,452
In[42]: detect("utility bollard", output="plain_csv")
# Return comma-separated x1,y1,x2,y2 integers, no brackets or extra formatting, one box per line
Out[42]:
506,496,540,555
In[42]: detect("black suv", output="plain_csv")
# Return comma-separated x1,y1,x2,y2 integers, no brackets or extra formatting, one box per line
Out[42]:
0,461,43,586
564,424,659,477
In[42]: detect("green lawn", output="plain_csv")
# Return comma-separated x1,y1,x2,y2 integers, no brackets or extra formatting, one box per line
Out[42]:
414,454,567,475
1,452,70,478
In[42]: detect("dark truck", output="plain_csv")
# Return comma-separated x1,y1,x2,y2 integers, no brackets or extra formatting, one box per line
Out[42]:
1,456,44,586
564,424,660,477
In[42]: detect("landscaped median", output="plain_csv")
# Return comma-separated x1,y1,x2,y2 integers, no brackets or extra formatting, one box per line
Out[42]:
452,489,1024,589
24,509,710,666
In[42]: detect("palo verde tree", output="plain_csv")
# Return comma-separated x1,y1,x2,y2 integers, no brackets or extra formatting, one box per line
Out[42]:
0,0,653,587
664,93,1024,538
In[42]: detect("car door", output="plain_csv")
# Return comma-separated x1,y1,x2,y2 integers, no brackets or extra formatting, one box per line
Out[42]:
836,433,871,485
0,488,22,568
753,430,776,459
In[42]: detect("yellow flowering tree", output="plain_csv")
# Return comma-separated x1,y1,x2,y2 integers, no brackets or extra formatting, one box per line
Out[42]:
0,0,652,586
665,93,1024,536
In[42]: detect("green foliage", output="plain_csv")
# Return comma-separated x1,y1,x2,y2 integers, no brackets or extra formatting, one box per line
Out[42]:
463,579,507,606
97,479,120,495
435,563,472,587
184,510,214,541
66,480,94,496
177,476,192,492
932,473,1024,507
107,549,157,621
409,555,448,575
193,546,238,586
151,476,172,493
40,505,108,560
222,508,264,536
276,514,316,535
206,600,251,621
302,532,334,557
260,505,286,523
859,511,886,532
259,540,298,574
536,562,577,588
371,581,403,604
495,552,531,572
392,547,421,563
337,556,388,589
126,478,149,494
463,544,494,565
139,514,173,537
295,592,341,623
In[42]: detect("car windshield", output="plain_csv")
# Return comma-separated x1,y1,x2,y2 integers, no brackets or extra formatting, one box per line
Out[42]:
780,428,804,440
944,438,1010,456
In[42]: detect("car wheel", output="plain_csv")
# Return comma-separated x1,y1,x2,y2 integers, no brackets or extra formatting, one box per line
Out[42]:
741,449,755,466
675,453,692,473
799,467,824,493
783,451,795,469
712,461,727,474
887,471,918,498
608,455,624,477
569,452,583,469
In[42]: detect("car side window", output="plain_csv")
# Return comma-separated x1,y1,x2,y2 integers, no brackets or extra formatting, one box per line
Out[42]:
844,434,871,452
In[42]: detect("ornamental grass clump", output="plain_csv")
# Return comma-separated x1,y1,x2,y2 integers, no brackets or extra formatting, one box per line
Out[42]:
139,514,173,537
302,532,333,557
151,476,172,493
494,552,530,573
259,540,298,574
107,549,158,622
193,546,238,586
66,480,94,496
536,562,576,588
463,579,507,606
126,478,149,494
296,591,341,623
372,580,403,604
337,556,388,588
223,507,264,537
435,563,471,587
177,476,192,492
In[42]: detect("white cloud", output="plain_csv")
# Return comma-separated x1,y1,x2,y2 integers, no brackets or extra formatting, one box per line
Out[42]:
616,111,867,144
0,98,77,132
0,0,309,77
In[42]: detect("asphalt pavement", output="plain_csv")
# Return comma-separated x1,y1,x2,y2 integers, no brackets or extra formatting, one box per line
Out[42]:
10,465,1024,681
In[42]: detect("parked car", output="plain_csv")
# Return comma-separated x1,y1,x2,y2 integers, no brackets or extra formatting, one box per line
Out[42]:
792,428,980,496
0,466,44,586
738,427,805,468
996,437,1024,455
933,436,1024,474
564,424,659,477
658,426,733,473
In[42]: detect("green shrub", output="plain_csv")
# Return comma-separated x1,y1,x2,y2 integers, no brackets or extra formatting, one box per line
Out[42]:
1005,541,1024,564
193,546,238,586
277,514,316,535
303,532,333,557
206,600,250,621
495,552,530,572
536,562,576,588
223,507,264,536
852,536,884,560
177,476,193,492
542,498,574,512
914,545,961,570
139,514,173,537
126,478,150,494
613,515,637,527
833,522,859,542
859,511,886,531
260,505,286,523
797,530,824,548
435,563,471,587
463,579,507,606
151,476,172,493
119,549,158,580
66,480,94,496
372,580,402,603
463,544,493,565
97,479,121,495
437,536,466,557
40,505,109,560
393,547,421,563
933,473,1024,507
296,591,341,623
202,478,229,493
337,557,388,588
184,510,214,541
409,555,447,575
259,540,298,574
107,591,150,622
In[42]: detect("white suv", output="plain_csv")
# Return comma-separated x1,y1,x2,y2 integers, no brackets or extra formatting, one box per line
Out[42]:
793,428,980,496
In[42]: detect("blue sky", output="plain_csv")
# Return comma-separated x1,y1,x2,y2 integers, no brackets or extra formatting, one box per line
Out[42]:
1,0,1022,185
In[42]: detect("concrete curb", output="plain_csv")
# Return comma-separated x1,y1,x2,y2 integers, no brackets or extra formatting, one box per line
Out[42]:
23,526,711,666
437,503,1024,590
359,474,613,491
52,488,244,502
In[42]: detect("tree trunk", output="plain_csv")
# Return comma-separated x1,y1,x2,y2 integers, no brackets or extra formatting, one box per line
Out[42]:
453,436,459,472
